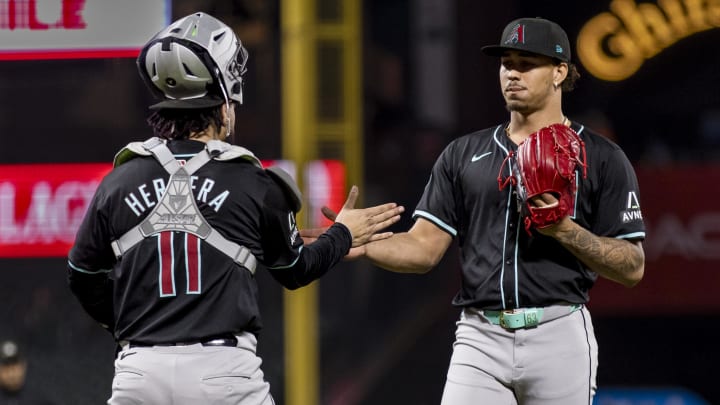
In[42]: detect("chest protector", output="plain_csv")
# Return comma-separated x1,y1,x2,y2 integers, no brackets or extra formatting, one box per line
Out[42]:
110,137,260,274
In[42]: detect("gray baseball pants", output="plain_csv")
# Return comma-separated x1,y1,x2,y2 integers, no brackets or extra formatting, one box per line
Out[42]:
108,332,274,405
440,305,598,405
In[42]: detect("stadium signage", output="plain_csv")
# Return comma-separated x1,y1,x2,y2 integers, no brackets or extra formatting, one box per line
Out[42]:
0,161,345,258
0,0,169,60
577,0,720,81
645,212,720,261
0,163,111,257
0,0,86,29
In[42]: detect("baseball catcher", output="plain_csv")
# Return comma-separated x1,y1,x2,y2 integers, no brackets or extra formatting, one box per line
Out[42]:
66,11,404,405
499,123,588,233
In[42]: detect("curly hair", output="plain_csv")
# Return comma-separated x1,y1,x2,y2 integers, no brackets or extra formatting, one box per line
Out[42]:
560,62,580,92
146,106,225,140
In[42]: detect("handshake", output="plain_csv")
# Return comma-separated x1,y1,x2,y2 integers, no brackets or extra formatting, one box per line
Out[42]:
300,185,404,257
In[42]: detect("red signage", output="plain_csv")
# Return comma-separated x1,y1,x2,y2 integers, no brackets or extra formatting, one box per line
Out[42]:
0,160,347,259
0,163,112,257
589,165,720,315
0,0,86,30
305,160,346,227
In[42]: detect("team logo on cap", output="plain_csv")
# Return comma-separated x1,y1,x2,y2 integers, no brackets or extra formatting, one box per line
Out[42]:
556,45,564,54
505,23,525,45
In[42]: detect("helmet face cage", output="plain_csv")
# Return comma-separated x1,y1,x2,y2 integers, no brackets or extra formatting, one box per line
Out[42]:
227,44,248,99
138,12,249,105
222,40,249,103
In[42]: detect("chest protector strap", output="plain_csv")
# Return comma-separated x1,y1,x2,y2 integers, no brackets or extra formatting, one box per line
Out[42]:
110,137,258,275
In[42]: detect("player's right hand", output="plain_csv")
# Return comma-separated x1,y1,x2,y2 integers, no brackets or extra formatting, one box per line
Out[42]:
298,207,339,245
334,186,404,247
299,187,402,259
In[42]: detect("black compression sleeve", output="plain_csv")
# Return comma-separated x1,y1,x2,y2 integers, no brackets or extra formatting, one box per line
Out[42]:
268,223,352,289
67,268,115,332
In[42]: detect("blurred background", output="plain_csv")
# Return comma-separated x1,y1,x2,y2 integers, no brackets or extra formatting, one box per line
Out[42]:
1,0,719,404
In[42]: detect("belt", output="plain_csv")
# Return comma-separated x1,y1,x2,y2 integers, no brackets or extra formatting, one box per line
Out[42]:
124,335,238,349
482,304,582,330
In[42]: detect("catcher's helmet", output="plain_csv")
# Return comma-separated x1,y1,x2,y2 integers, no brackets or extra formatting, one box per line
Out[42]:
137,12,249,109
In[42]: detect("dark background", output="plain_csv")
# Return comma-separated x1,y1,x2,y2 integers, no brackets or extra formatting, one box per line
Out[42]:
1,0,719,404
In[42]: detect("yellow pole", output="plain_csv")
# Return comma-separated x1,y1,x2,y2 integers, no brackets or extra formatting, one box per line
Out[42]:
281,1,362,404
281,1,318,405
344,0,364,189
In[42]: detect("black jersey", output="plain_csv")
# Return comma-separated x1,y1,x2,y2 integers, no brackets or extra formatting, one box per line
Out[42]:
68,139,350,344
414,122,645,310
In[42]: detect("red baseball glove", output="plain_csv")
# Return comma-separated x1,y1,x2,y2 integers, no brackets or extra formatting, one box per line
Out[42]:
498,123,588,232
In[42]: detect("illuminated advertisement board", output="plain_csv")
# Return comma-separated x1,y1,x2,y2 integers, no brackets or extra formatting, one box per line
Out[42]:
589,165,720,315
0,160,345,258
0,0,170,60
0,163,111,257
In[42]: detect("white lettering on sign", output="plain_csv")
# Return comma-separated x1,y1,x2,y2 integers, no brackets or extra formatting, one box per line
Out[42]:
645,212,720,261
0,180,98,244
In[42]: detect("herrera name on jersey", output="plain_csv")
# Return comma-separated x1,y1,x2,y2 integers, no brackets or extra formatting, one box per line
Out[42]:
123,176,230,217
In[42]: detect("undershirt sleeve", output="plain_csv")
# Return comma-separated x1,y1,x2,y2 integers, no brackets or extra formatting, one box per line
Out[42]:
268,223,351,289
67,182,116,332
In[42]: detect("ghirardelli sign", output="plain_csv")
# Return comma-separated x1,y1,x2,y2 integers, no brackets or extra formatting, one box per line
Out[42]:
577,0,720,81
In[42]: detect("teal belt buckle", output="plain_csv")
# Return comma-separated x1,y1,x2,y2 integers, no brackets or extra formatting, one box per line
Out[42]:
498,308,544,329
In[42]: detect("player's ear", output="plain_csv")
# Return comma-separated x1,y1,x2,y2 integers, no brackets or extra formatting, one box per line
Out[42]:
221,103,230,121
553,63,568,85
217,102,233,140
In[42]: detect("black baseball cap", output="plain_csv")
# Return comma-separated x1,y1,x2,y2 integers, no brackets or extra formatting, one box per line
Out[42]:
482,17,571,62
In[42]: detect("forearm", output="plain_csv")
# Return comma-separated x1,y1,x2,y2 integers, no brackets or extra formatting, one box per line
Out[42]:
551,220,645,287
365,231,445,274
